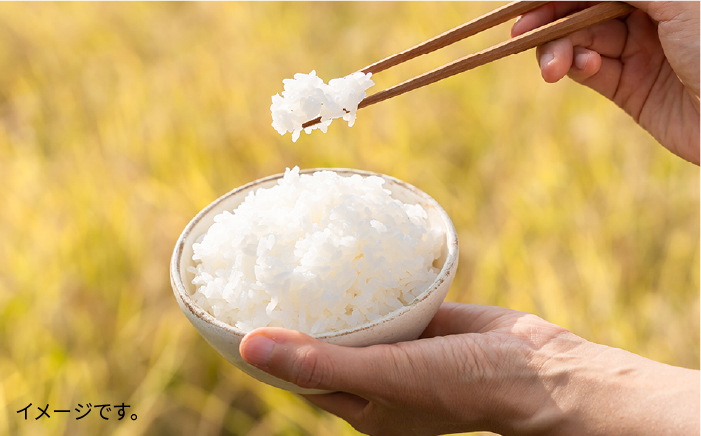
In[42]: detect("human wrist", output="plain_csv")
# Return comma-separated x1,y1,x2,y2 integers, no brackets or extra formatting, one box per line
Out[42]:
492,329,640,436
467,329,584,436
527,333,608,436
524,332,700,436
488,330,592,436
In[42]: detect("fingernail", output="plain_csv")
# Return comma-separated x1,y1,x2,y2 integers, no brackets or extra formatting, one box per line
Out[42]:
574,52,589,70
539,53,554,70
242,334,275,370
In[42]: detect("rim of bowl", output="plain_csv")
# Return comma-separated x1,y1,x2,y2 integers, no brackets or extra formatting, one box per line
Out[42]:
170,168,459,340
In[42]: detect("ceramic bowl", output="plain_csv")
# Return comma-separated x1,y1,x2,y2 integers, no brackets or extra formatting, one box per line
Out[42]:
170,168,459,394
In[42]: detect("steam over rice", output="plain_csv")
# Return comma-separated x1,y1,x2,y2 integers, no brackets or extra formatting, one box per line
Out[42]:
271,71,374,142
190,167,445,335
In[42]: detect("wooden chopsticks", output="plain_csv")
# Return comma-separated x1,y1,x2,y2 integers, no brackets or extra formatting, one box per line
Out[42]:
358,0,551,76
302,1,634,129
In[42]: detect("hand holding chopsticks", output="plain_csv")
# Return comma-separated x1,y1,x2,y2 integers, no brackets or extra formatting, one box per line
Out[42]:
302,1,634,129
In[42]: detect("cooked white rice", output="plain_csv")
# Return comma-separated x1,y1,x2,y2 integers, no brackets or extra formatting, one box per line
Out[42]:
189,167,445,335
270,70,374,142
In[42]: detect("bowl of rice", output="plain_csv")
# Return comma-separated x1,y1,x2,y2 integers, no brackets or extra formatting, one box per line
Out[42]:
170,167,458,394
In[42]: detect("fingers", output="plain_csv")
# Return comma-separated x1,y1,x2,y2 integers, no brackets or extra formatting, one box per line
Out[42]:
569,47,603,81
304,394,400,436
536,40,603,84
240,327,360,393
420,302,522,338
511,2,592,37
511,2,630,91
511,2,554,38
302,392,370,425
240,327,438,396
303,393,388,436
239,304,535,403
238,308,558,435
537,38,574,83
535,20,627,90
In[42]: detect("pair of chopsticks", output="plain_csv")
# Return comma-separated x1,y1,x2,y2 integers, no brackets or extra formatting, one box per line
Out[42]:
302,1,634,129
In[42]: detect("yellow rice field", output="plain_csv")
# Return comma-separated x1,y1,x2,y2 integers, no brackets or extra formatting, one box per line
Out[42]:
0,3,697,435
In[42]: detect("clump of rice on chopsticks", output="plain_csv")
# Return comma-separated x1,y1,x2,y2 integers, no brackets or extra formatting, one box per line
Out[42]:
271,70,374,142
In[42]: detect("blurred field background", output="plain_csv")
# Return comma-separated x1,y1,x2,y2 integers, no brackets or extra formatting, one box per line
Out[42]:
0,2,698,436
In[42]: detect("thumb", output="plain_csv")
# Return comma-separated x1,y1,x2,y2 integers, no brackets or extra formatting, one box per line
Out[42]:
239,327,424,395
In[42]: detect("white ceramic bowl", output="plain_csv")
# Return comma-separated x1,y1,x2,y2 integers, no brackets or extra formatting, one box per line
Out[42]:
170,168,459,394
